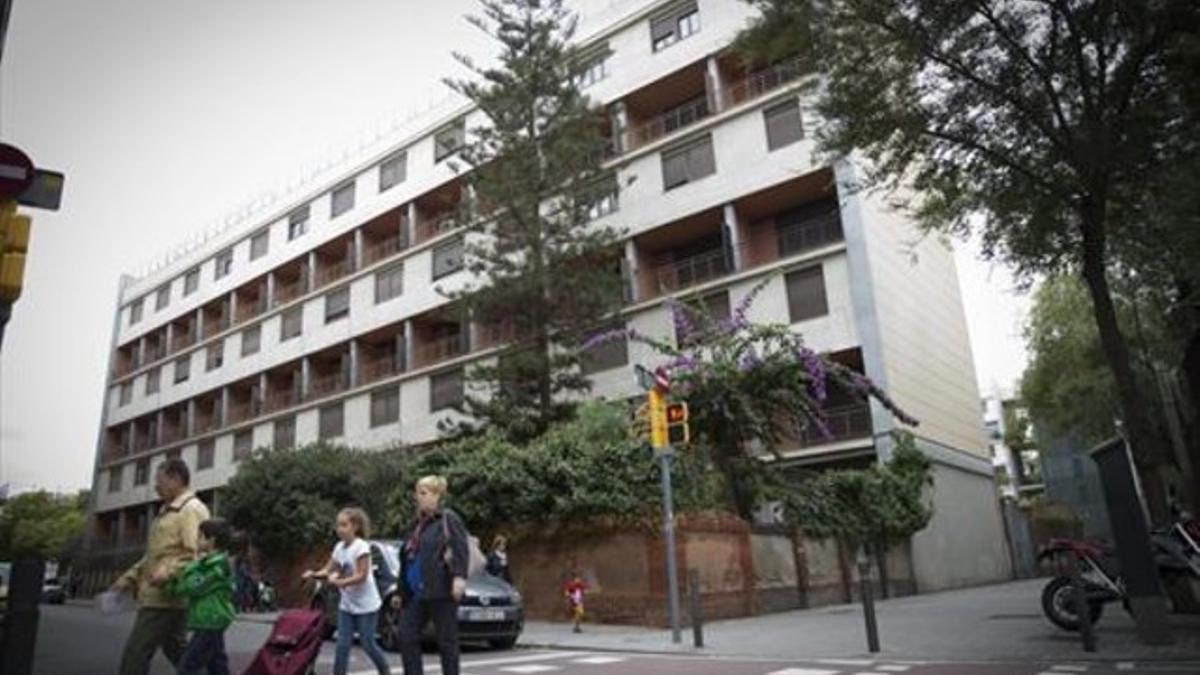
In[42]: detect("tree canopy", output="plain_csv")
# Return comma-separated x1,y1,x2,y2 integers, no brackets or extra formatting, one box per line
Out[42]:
0,490,88,562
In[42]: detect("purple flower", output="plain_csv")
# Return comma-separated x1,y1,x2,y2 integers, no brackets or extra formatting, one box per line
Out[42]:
667,298,696,342
739,351,761,372
581,328,629,351
797,348,827,403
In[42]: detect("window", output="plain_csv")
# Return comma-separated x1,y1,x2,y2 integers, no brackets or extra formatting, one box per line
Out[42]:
184,268,200,296
288,206,310,241
574,52,608,89
331,181,356,218
650,2,699,52
324,286,350,323
379,151,407,191
581,325,629,375
214,249,233,280
785,266,829,322
241,324,261,357
108,467,122,493
432,238,465,280
155,284,170,311
430,368,464,411
145,367,161,395
370,386,401,427
661,135,716,190
273,416,296,449
280,307,303,341
676,291,730,345
206,341,224,372
197,439,215,470
128,298,143,325
764,99,804,150
250,228,270,260
434,119,466,162
233,430,253,462
318,403,344,440
134,459,150,486
119,382,133,406
174,356,190,384
585,175,619,220
375,264,404,304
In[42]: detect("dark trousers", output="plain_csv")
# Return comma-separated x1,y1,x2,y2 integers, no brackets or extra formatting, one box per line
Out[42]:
119,608,188,675
177,629,229,675
399,598,459,675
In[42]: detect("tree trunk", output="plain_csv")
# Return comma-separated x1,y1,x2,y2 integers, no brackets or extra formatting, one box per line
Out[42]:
1183,329,1200,513
874,540,890,599
1079,212,1173,525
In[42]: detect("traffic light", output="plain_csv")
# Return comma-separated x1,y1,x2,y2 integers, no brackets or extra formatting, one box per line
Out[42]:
648,388,669,449
0,200,31,302
666,401,689,445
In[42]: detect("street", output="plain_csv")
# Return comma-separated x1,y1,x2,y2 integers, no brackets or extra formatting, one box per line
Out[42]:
32,603,1200,675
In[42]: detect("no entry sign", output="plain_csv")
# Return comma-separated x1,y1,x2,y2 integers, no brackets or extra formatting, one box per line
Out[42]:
0,144,34,199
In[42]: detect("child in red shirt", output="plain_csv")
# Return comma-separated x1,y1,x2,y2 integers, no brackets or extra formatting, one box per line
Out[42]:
563,573,586,633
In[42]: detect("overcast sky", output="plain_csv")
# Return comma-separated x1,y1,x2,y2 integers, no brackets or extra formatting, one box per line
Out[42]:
0,0,1030,494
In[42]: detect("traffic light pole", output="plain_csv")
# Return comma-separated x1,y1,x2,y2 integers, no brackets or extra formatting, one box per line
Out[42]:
659,448,682,644
0,298,10,350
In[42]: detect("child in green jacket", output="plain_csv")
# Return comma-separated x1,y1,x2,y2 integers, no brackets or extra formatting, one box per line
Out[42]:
169,518,236,675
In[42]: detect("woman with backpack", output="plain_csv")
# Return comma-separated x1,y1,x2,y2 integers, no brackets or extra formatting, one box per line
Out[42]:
398,475,469,675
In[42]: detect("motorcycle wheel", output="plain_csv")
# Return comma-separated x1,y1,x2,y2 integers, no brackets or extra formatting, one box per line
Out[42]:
1042,575,1105,631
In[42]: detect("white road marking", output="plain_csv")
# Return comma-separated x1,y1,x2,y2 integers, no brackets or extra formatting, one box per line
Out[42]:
353,650,587,675
499,666,561,674
1050,667,1089,672
766,669,841,675
878,667,912,673
1116,664,1135,671
571,656,629,665
817,660,876,666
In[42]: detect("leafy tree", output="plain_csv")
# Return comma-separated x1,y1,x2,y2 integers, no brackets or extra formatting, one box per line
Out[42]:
587,282,917,519
0,490,88,562
736,0,1200,521
443,0,626,441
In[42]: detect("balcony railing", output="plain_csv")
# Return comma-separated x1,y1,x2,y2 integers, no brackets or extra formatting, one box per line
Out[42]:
723,56,805,107
235,296,268,325
364,233,409,266
627,95,711,151
264,389,298,414
777,210,844,258
192,413,220,436
203,312,229,339
416,212,458,244
360,354,403,385
314,259,351,290
160,425,184,445
416,333,467,368
171,328,196,354
274,277,305,305
795,404,872,448
226,400,255,425
653,246,735,295
307,371,348,400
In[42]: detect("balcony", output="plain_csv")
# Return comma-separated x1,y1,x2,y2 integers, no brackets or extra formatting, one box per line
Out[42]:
794,404,872,448
234,277,269,325
620,60,711,154
414,179,465,246
721,55,805,108
362,206,410,267
358,324,406,385
627,95,711,152
263,364,302,413
738,169,845,268
170,316,197,354
202,298,231,340
272,258,308,306
226,378,260,424
313,236,355,291
653,245,735,295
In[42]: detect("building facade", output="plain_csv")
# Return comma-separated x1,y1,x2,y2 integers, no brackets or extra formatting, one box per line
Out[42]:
84,0,1010,593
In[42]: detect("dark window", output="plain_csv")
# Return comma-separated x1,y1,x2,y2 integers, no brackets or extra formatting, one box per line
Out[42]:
785,266,829,322
379,151,407,191
119,382,133,406
581,325,629,375
184,268,200,296
129,298,143,325
432,238,465,280
430,369,464,411
318,403,344,440
174,356,190,384
661,135,716,190
214,249,234,280
650,2,699,52
370,386,401,427
764,98,804,150
134,459,150,486
108,467,122,493
250,229,270,260
585,175,619,220
233,430,253,462
375,264,404,303
776,199,843,257
574,51,608,89
206,341,224,372
288,206,309,241
331,181,356,218
197,439,215,470
434,120,466,162
145,367,161,395
273,416,296,449
155,284,170,311
325,286,350,323
676,290,730,345
241,324,261,357
281,307,303,341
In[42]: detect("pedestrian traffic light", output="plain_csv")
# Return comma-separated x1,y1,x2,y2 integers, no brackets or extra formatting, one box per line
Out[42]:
666,401,689,445
0,200,32,302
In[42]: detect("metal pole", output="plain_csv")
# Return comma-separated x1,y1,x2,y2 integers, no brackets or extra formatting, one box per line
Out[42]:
856,547,880,653
1071,549,1097,652
689,568,704,648
659,450,682,644
0,299,10,351
0,557,44,675
0,0,13,68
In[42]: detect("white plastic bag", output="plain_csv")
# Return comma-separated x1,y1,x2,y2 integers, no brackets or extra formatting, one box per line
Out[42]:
96,589,136,615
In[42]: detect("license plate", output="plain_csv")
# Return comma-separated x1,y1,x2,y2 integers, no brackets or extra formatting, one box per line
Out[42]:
468,608,506,621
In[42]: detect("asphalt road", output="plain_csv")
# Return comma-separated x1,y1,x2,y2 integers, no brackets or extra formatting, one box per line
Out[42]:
31,604,1200,675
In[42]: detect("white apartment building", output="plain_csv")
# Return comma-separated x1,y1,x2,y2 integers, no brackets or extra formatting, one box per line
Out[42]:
85,0,1011,592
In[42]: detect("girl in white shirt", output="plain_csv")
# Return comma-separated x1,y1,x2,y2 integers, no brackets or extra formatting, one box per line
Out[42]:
302,507,389,675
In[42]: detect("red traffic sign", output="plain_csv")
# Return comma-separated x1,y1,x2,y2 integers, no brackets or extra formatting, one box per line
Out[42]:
0,144,34,199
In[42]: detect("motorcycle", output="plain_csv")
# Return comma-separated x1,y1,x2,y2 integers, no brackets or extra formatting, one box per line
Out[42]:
1039,519,1200,631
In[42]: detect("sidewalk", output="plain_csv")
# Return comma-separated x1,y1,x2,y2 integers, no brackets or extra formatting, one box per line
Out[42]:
519,578,1200,663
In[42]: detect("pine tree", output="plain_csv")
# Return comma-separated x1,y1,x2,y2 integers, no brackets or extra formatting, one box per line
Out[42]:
443,0,626,442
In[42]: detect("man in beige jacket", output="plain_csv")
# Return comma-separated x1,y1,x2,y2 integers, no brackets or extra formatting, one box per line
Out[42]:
111,458,210,675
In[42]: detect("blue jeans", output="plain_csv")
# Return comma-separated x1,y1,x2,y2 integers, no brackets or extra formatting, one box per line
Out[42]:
176,629,229,675
334,610,390,675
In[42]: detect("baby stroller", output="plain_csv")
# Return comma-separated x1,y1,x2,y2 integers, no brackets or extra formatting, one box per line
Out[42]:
242,609,324,675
